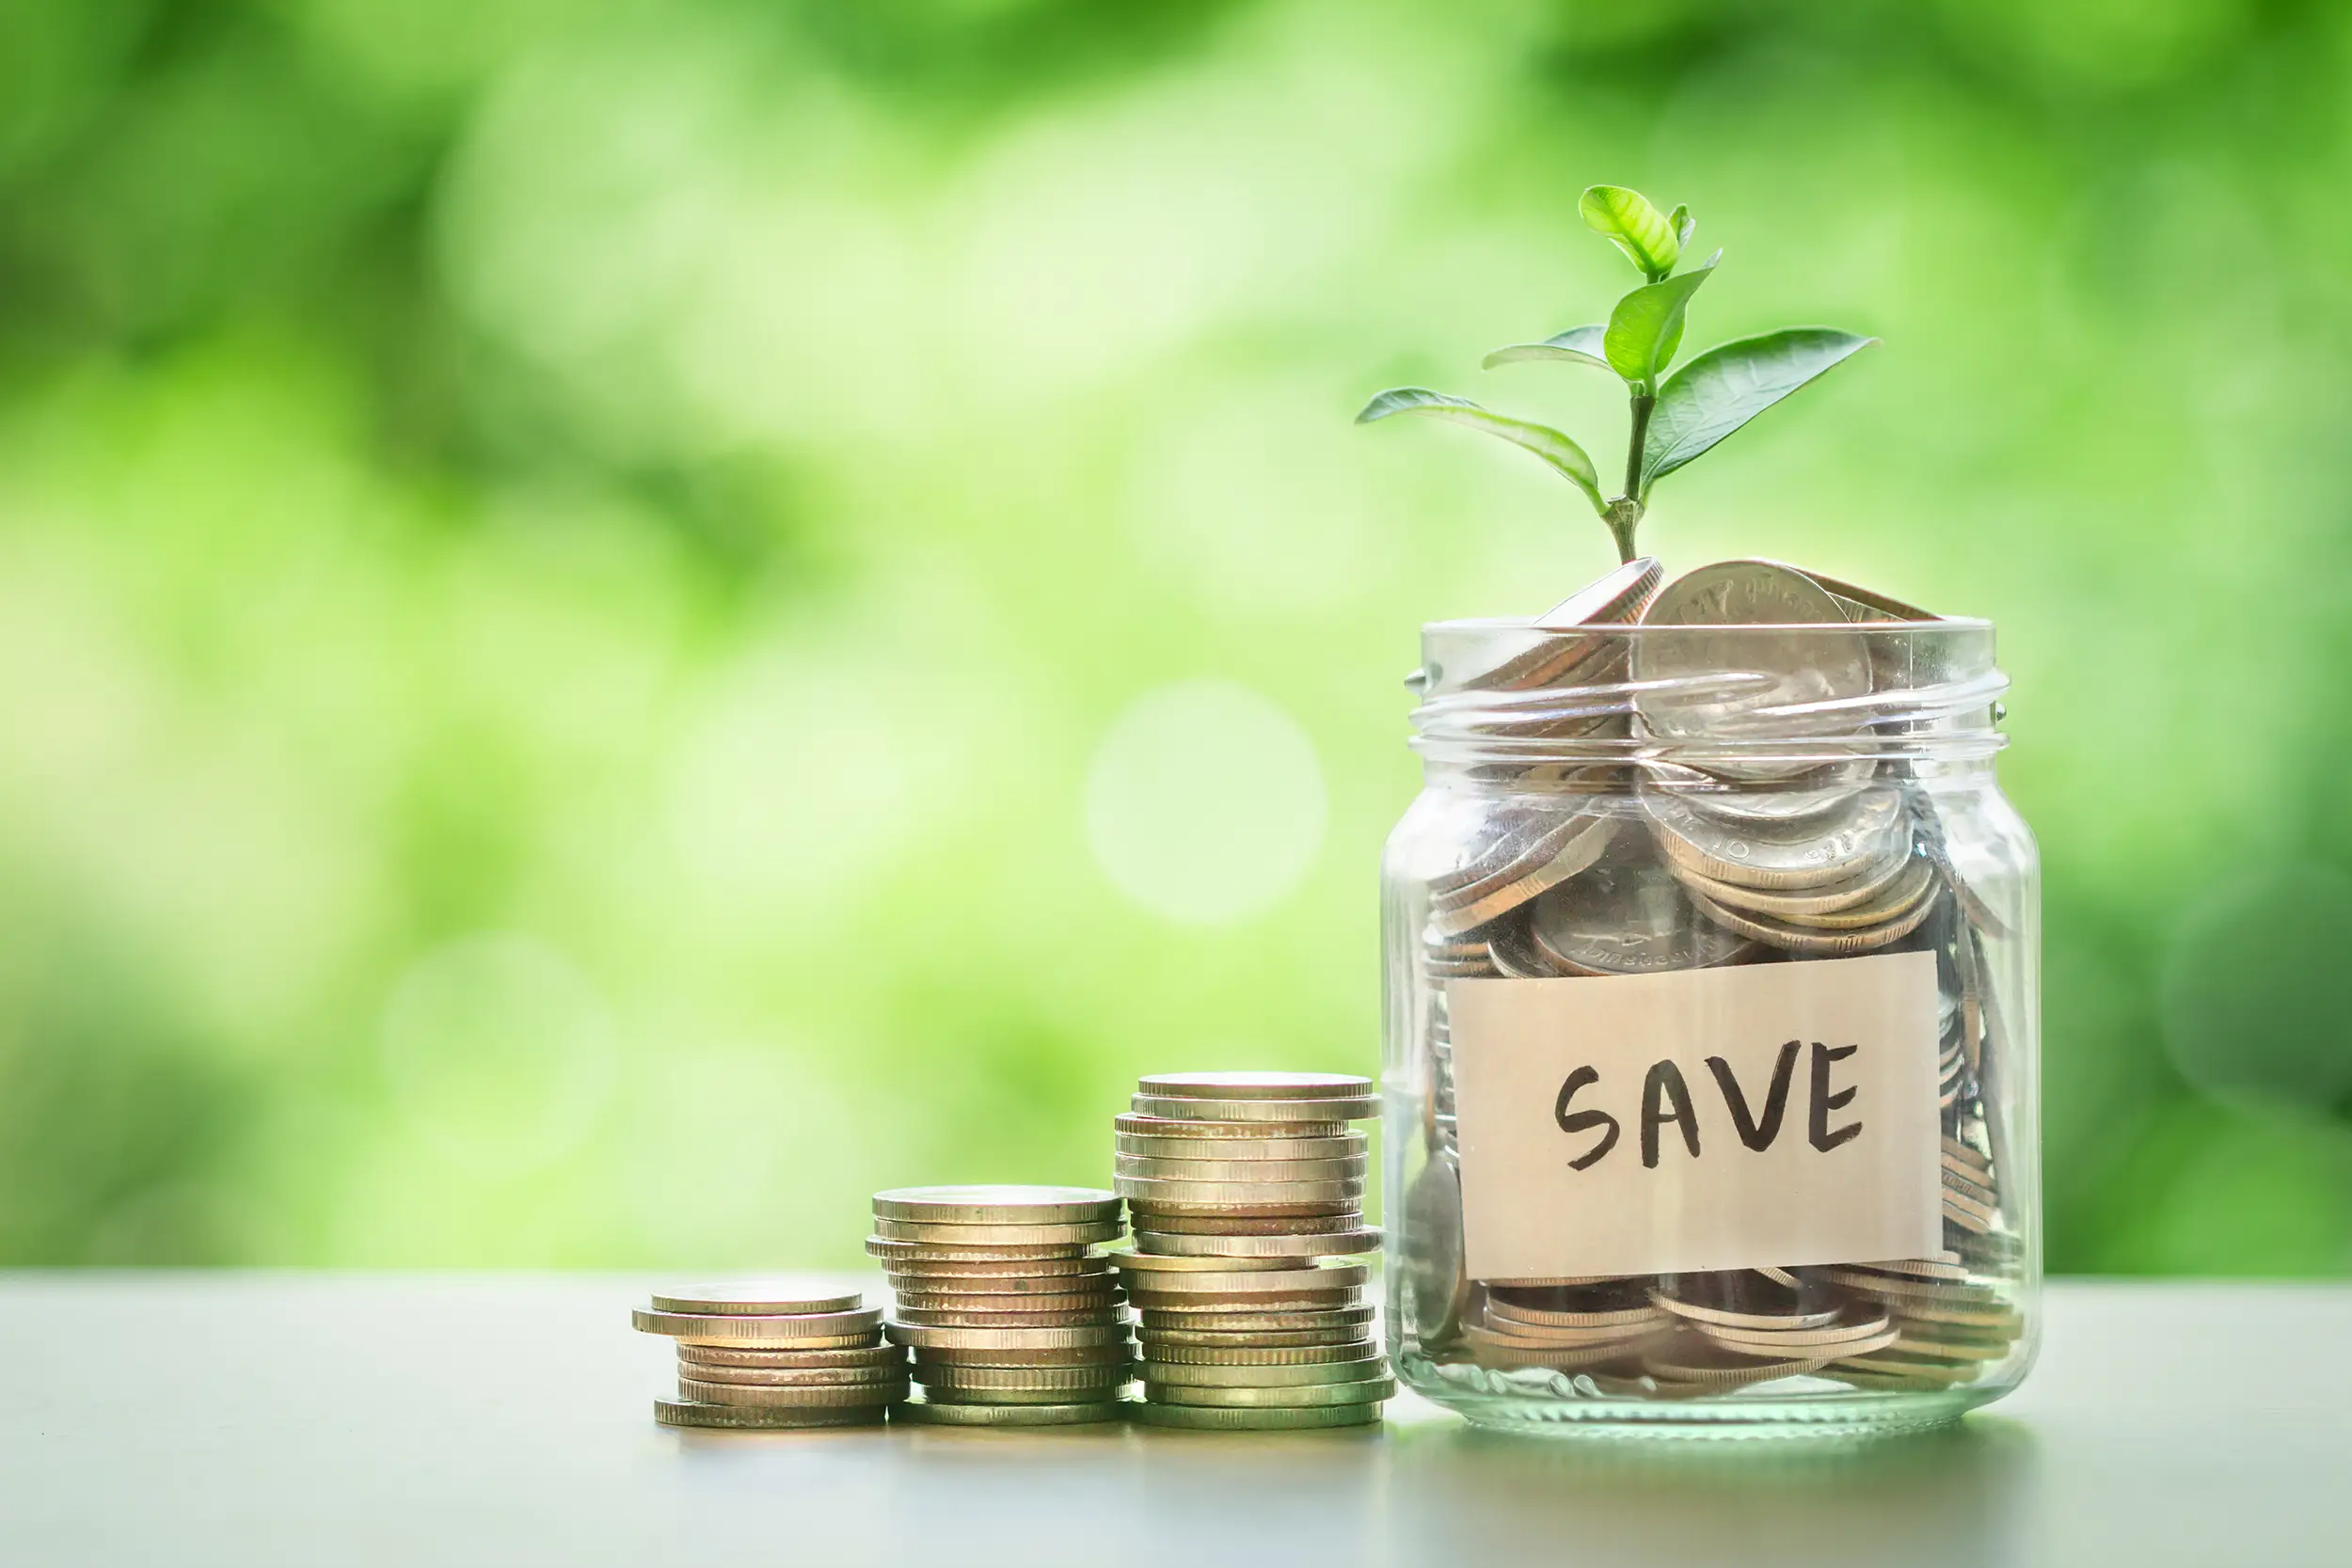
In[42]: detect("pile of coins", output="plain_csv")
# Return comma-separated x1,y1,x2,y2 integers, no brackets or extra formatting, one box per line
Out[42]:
631,1286,904,1429
1113,1072,1391,1429
1403,557,2028,1402
870,1185,1134,1426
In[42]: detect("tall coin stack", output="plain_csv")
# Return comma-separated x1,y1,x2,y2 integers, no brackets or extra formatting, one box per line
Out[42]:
631,1286,904,1429
1114,1072,1393,1430
870,1185,1134,1426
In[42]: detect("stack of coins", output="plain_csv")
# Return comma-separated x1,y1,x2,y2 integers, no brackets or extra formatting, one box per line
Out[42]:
870,1185,1133,1426
1404,558,2029,1401
630,1286,904,1430
1117,1072,1380,1259
1113,1072,1391,1430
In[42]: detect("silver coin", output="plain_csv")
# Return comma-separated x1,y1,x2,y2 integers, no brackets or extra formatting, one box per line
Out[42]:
1645,787,1908,892
1402,1152,1468,1348
1632,560,1870,778
1528,847,1753,974
1427,814,1618,939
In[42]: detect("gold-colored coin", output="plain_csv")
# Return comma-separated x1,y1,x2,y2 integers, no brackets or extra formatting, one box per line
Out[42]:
1115,1156,1365,1183
866,1238,1102,1265
871,1217,1122,1246
914,1384,1127,1406
675,1360,910,1386
891,1305,1123,1328
1116,1261,1368,1294
654,1399,886,1431
1128,1210,1365,1236
1139,1325,1372,1350
914,1361,1135,1392
1128,1291,1358,1315
1143,1376,1394,1408
1133,1227,1380,1259
1128,1402,1382,1431
631,1307,882,1344
678,1376,904,1408
910,1342,1135,1369
1140,1338,1375,1366
892,1284,1120,1309
886,1322,1129,1351
1137,1306,1372,1333
1109,1250,1312,1274
871,1185,1121,1226
891,1399,1126,1427
883,1267,1114,1295
675,1342,906,1370
1115,1177,1369,1206
1117,1132,1365,1163
1129,1094,1376,1124
1143,1356,1387,1388
1137,1072,1374,1100
648,1286,864,1317
1115,1114,1351,1140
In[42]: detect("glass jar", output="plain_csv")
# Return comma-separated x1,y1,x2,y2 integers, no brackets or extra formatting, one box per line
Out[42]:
1381,594,2039,1438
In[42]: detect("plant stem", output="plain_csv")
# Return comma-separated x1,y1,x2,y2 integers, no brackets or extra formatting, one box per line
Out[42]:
1624,391,1654,499
1600,391,1656,562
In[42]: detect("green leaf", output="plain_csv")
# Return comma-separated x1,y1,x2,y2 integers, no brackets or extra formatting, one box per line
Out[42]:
1356,388,1605,510
1579,185,1679,279
1669,204,1696,251
1602,254,1718,386
1640,328,1878,494
1482,324,1611,372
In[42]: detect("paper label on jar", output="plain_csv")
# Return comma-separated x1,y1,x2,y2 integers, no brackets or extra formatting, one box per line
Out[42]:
1449,952,1942,1280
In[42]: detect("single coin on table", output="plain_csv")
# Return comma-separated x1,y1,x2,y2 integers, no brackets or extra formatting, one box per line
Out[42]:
648,1286,864,1317
870,1185,1121,1226
654,1399,886,1431
891,1399,1127,1427
1137,1071,1374,1100
1128,1401,1383,1432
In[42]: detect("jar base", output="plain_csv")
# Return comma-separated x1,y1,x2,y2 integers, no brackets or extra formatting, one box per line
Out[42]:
1401,1354,2004,1442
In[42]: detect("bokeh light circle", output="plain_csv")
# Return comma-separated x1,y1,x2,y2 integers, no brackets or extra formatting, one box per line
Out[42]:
1085,680,1327,925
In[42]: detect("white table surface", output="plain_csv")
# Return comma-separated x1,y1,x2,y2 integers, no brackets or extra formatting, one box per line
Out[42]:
1,1275,2344,1566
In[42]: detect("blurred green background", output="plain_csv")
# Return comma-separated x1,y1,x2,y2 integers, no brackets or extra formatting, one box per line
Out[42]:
3,0,2348,1273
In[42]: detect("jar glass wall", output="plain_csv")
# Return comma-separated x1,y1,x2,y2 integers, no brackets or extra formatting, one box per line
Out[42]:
1382,614,2040,1437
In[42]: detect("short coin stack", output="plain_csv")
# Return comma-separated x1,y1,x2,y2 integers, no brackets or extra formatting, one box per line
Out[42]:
631,1286,904,1429
1113,1071,1391,1430
870,1185,1133,1426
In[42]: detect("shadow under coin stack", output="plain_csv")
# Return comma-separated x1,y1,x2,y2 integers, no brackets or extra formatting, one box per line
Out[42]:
1114,1072,1392,1430
870,1185,1134,1427
630,1287,903,1429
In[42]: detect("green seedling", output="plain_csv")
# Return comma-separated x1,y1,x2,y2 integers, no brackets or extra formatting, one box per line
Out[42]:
1358,185,1875,563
